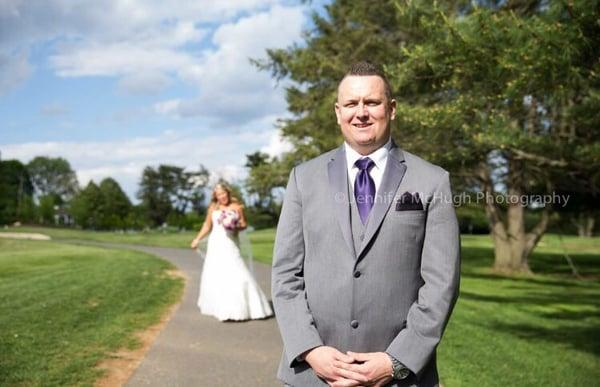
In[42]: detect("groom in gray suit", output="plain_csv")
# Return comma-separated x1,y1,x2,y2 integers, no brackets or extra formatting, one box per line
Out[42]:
272,61,460,387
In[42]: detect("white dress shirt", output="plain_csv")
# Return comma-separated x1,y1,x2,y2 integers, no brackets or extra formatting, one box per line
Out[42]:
344,137,392,196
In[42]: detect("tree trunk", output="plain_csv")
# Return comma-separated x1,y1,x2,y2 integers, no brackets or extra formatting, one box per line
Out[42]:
576,213,596,237
479,159,549,274
585,216,595,237
492,192,532,274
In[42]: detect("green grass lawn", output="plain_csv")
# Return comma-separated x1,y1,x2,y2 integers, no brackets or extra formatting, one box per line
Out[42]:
438,234,600,386
0,239,183,386
2,227,599,386
1,226,196,248
1,226,275,264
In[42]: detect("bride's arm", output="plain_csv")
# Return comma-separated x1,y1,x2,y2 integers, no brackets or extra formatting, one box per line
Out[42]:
235,204,247,230
190,206,214,248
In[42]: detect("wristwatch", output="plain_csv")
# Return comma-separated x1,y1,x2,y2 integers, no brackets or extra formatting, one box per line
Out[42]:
386,353,410,380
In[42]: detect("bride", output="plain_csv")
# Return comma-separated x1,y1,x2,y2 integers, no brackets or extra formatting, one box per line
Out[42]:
190,183,273,321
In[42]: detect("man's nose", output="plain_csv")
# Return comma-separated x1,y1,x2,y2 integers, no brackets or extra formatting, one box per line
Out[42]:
356,103,368,118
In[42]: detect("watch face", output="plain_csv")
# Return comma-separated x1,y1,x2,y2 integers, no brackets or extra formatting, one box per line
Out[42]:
397,366,410,379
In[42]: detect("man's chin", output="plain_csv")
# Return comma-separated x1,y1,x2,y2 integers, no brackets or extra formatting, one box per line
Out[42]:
348,142,378,155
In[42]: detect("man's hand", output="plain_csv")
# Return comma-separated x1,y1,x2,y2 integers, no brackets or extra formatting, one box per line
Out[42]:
333,351,394,387
305,346,365,386
190,237,200,249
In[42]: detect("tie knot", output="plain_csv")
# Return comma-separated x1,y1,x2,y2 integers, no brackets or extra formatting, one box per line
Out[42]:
355,157,374,171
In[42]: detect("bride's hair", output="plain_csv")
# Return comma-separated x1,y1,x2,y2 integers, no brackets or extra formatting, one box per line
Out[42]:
210,182,241,207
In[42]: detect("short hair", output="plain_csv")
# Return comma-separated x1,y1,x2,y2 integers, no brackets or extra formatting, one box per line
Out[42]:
340,61,393,101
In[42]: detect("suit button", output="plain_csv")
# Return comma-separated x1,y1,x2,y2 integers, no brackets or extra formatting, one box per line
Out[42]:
359,234,364,241
350,320,359,329
353,271,361,278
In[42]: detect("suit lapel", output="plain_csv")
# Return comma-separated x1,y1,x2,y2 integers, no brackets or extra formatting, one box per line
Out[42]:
327,145,356,258
357,142,407,259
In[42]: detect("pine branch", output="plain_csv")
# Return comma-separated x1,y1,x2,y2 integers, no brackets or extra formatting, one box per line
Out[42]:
511,149,569,168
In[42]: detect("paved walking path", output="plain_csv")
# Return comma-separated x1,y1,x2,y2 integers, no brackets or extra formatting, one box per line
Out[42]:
121,246,283,387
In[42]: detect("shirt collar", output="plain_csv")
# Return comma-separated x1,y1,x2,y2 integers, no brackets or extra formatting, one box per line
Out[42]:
344,137,392,170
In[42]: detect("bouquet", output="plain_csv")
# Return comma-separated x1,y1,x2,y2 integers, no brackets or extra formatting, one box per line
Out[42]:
218,209,240,231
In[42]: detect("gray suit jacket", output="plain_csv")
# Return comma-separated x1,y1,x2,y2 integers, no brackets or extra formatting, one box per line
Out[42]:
272,142,460,387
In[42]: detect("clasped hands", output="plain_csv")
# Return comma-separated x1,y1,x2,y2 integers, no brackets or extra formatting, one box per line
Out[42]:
304,346,393,387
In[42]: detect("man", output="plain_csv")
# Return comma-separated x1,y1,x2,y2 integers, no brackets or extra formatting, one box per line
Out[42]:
272,61,460,387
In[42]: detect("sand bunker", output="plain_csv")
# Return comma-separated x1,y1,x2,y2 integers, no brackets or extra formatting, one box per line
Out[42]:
0,232,51,241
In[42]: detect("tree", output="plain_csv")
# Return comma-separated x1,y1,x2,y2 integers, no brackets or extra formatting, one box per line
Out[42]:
552,181,599,237
98,178,132,229
37,194,58,224
168,165,209,215
245,152,276,207
138,166,171,226
70,181,104,229
257,0,599,272
244,152,288,226
385,0,599,272
0,159,34,224
27,156,79,202
69,178,134,230
137,164,209,227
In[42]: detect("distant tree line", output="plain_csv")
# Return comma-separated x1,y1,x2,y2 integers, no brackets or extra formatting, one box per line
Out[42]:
0,155,219,231
0,151,283,231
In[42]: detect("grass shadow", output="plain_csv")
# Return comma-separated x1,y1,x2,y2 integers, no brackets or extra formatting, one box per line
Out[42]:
461,244,600,278
485,320,600,357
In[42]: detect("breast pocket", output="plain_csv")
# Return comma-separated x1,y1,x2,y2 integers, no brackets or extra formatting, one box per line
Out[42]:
393,210,426,224
387,210,427,246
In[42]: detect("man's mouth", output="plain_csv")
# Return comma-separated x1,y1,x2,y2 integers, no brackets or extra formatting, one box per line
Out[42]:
353,123,372,128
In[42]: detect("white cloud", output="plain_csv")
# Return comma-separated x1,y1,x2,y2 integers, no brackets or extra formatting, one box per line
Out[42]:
0,0,278,49
118,71,171,95
153,5,304,124
1,127,278,201
208,165,247,187
0,50,31,94
152,88,287,125
212,5,304,56
1,0,308,180
0,0,282,95
261,129,293,157
51,42,196,77
154,99,184,116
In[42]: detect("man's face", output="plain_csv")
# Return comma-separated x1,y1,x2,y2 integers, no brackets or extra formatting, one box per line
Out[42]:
335,75,396,155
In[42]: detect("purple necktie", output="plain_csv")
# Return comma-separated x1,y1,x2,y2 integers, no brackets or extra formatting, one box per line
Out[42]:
354,157,375,224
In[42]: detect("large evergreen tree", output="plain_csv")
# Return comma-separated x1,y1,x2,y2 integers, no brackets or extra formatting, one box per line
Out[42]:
387,0,599,271
255,0,599,272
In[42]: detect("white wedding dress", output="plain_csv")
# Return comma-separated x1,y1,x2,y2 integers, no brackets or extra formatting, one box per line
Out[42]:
197,209,273,321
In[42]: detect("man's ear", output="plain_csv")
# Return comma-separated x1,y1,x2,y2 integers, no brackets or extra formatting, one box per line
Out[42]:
334,102,342,125
389,99,397,120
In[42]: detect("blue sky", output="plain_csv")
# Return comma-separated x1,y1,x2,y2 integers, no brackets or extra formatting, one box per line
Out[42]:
0,0,328,200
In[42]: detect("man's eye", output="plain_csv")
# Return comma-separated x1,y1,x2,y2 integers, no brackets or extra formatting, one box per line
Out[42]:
367,101,380,106
345,103,357,107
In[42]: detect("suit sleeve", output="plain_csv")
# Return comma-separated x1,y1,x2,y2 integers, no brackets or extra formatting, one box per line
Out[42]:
386,171,461,375
272,167,323,367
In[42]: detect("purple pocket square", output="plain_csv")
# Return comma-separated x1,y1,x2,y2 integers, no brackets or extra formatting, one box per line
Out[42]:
395,192,424,211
